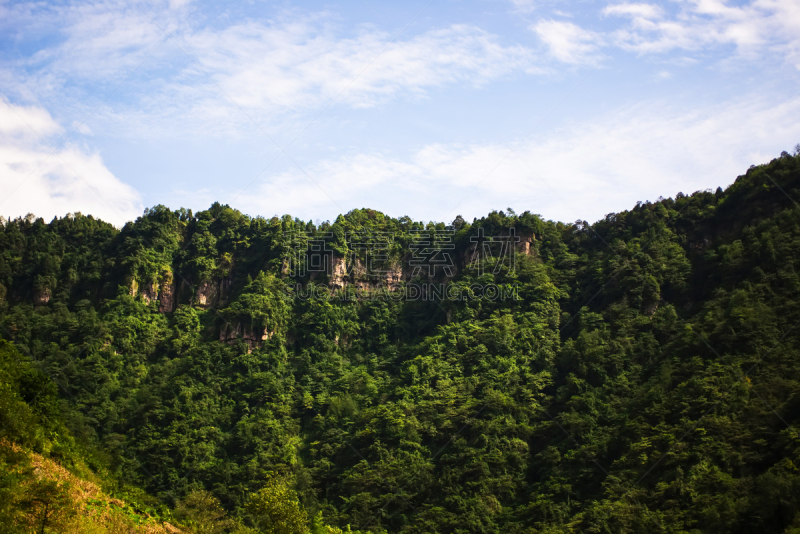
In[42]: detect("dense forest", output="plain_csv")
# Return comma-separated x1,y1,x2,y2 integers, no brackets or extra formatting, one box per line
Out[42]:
2,148,800,533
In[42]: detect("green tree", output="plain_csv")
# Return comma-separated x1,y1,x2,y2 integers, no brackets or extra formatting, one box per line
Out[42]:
246,476,308,534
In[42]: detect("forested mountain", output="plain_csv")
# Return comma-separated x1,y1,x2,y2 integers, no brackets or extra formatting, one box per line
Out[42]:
2,148,800,533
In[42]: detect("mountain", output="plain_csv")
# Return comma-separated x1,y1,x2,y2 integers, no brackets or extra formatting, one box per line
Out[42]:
1,149,800,533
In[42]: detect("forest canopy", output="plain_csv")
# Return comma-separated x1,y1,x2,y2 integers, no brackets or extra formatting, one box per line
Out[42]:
2,149,800,533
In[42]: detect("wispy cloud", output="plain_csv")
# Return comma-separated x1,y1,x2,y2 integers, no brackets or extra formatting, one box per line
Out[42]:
533,20,604,64
2,0,177,91
227,91,800,223
508,0,540,14
519,0,800,68
603,0,800,66
2,4,547,140
183,22,542,113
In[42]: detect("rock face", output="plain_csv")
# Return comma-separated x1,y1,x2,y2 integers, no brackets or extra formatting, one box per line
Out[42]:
141,282,158,304
219,277,234,306
219,322,273,352
292,231,535,293
519,235,534,256
326,256,407,291
158,278,176,313
382,263,404,290
34,287,51,305
194,276,234,308
329,257,349,289
195,280,219,308
129,273,177,312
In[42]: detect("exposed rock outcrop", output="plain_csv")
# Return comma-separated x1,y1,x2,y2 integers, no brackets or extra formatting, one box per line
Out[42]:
141,282,158,304
196,280,219,307
382,263,404,290
158,278,176,313
219,322,274,352
34,287,51,305
327,256,407,291
292,230,534,294
519,235,534,256
329,256,349,289
129,273,177,312
195,276,234,308
219,277,234,306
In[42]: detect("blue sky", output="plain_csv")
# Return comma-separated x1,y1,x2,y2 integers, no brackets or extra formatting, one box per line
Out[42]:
1,0,799,226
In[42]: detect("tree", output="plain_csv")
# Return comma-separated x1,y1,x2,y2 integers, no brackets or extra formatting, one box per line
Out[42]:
246,476,308,534
176,489,239,534
18,478,74,534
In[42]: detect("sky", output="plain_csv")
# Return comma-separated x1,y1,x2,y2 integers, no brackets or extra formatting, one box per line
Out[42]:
1,0,799,227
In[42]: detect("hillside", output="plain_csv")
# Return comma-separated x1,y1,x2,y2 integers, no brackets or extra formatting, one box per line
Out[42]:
2,149,800,532
0,338,184,533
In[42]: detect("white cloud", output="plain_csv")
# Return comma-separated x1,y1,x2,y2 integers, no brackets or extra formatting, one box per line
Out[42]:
168,0,193,9
604,0,800,66
509,0,539,13
1,3,546,139
533,20,603,64
0,100,143,224
518,1,800,67
0,101,62,138
10,1,169,83
72,121,92,135
82,20,548,141
177,22,542,119
228,91,800,224
603,3,663,19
